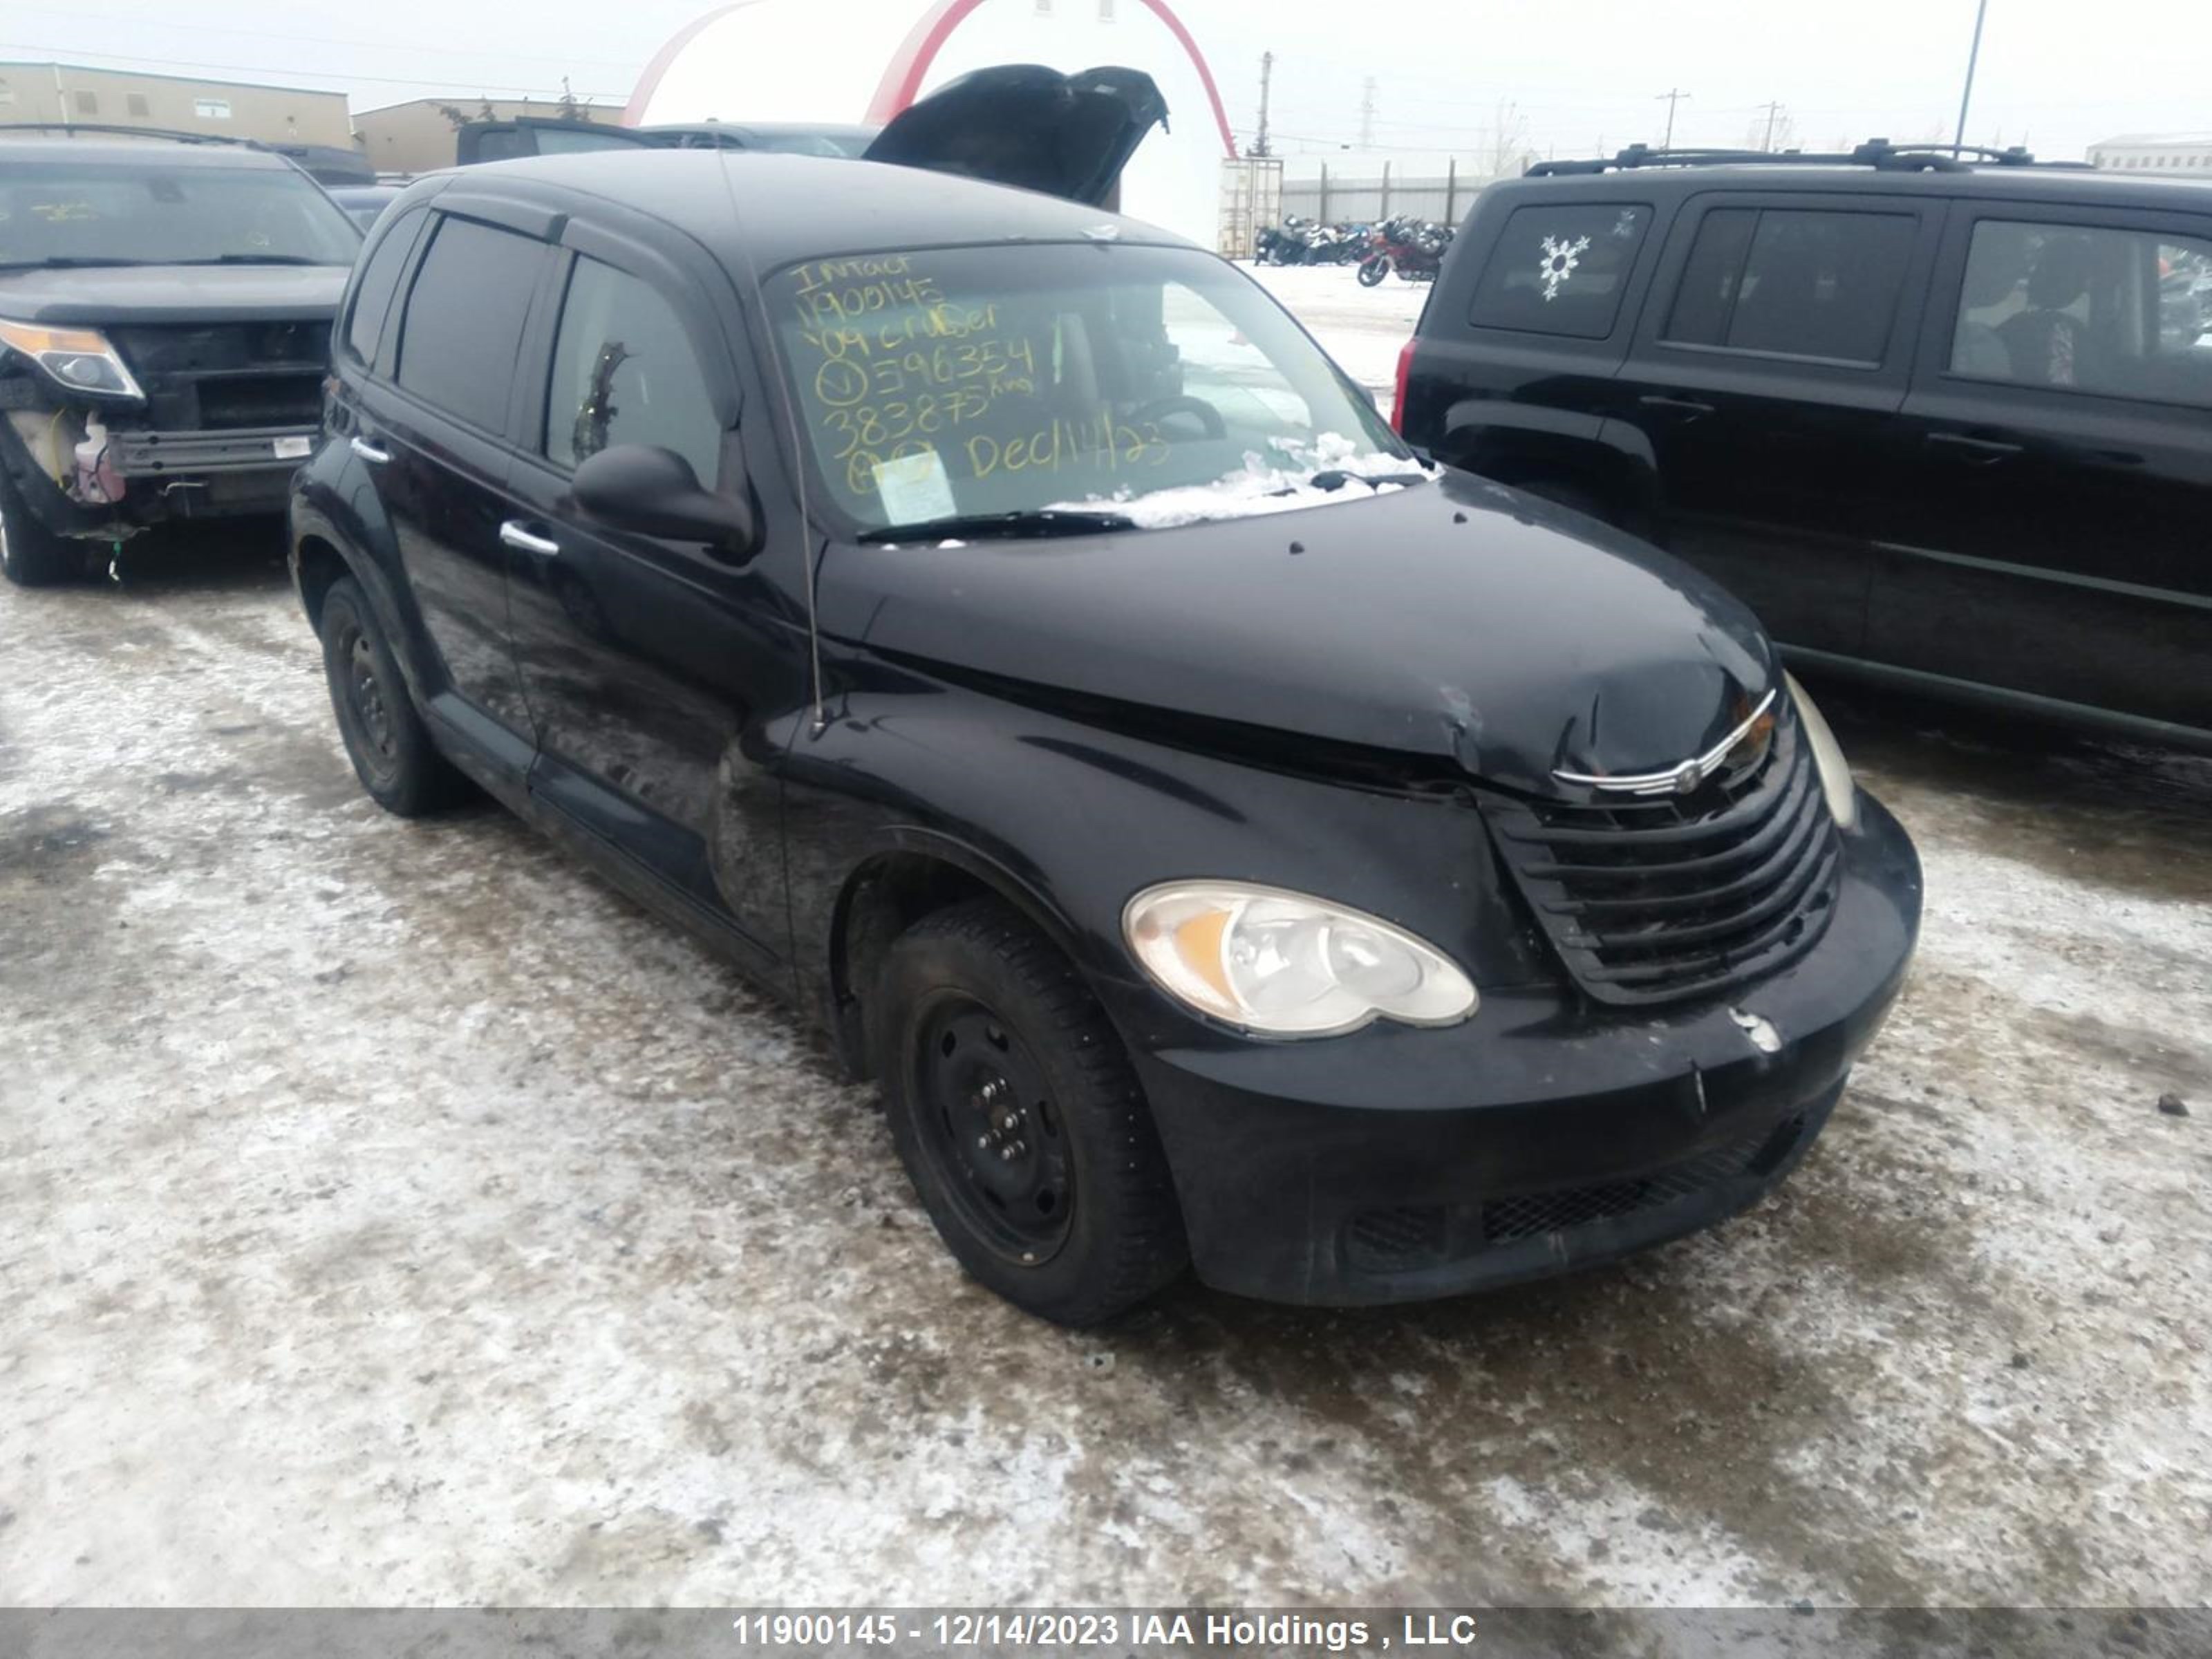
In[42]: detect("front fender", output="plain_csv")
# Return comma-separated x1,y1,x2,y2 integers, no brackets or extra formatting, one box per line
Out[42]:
777,657,1552,1053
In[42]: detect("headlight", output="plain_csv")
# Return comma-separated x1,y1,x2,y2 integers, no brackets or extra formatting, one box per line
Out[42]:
1786,673,1858,830
0,318,144,402
1123,881,1477,1037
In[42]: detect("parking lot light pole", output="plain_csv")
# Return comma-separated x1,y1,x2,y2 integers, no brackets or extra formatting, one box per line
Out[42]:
1953,0,1991,150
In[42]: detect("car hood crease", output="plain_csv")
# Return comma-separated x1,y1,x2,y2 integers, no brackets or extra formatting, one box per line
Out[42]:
818,471,1777,796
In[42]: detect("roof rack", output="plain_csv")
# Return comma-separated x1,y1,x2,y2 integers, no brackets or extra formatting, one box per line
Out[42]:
1526,137,2094,177
0,121,265,149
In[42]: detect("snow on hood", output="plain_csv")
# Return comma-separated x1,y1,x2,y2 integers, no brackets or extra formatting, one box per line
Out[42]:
1048,431,1436,529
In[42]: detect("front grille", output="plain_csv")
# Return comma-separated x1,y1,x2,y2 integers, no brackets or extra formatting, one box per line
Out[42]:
1342,1112,1810,1273
1484,712,1841,1006
1344,1205,1447,1272
1481,1112,1808,1243
109,321,330,432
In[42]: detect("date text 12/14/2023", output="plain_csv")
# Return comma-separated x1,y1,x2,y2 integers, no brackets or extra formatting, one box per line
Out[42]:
728,1612,1483,1651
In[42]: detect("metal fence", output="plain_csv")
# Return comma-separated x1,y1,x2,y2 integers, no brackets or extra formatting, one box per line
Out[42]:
1280,162,1503,229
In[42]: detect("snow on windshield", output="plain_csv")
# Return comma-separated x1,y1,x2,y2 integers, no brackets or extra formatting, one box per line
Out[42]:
1049,431,1437,529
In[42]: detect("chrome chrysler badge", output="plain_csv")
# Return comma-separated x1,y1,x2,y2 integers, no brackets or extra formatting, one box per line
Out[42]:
1554,688,1779,797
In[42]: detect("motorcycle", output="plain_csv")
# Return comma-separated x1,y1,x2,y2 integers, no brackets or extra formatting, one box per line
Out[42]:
1257,218,1374,265
1356,216,1453,285
1255,218,1313,265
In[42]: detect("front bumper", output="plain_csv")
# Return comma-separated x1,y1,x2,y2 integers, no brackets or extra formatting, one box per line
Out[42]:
1119,792,1922,1306
106,423,317,477
0,418,310,535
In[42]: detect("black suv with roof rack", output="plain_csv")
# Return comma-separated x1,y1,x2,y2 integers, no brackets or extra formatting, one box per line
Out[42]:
0,127,362,585
1393,140,2212,753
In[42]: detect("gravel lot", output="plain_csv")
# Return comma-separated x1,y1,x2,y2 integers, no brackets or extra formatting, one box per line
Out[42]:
3,268,2209,1609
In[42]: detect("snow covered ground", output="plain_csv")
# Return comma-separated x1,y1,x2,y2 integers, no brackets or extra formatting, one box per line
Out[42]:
1246,262,1430,416
1,276,2209,1613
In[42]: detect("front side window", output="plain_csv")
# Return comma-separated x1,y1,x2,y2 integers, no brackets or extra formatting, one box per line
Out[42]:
1467,203,1652,339
1664,206,1916,366
343,208,424,366
0,160,361,271
394,216,544,432
767,243,1412,535
1949,217,2212,405
545,256,721,484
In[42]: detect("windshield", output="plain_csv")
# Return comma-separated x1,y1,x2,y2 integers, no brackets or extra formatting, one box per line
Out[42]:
767,242,1417,536
0,160,362,269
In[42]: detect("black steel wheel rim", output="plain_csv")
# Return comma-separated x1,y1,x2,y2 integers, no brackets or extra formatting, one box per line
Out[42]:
339,626,399,775
908,993,1074,1266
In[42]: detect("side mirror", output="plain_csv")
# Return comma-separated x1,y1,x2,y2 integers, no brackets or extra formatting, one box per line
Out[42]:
572,444,758,561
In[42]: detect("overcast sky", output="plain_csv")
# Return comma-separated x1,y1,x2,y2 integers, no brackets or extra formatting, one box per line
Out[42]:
1,0,2195,162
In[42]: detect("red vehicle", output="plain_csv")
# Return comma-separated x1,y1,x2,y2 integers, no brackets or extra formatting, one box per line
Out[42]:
1358,215,1453,285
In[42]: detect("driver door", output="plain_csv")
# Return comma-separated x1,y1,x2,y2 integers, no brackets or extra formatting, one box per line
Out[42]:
502,230,803,971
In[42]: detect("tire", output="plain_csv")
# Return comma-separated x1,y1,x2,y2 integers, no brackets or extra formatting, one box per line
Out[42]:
0,463,86,588
317,576,468,816
874,897,1188,1325
1356,255,1389,288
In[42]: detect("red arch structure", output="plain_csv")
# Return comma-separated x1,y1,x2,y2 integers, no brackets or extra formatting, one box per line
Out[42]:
624,0,1239,160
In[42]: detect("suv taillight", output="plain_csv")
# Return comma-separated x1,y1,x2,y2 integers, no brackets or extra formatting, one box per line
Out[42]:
1389,336,1415,435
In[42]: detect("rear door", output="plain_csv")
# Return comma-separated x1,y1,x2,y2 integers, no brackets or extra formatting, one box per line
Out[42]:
1608,191,1942,656
1869,203,2212,733
352,207,556,760
501,226,803,971
1402,194,1659,477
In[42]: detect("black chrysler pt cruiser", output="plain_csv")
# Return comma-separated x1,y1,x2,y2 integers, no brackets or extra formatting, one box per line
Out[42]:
290,78,1921,1324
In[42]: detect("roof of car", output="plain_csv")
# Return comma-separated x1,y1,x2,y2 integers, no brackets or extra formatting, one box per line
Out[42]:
0,130,298,169
409,149,1194,268
1497,155,2212,210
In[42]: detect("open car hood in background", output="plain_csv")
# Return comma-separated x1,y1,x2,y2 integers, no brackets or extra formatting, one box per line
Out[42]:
861,66,1168,206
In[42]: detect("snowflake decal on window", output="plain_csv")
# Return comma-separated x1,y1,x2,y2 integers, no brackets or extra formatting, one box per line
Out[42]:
1537,234,1592,301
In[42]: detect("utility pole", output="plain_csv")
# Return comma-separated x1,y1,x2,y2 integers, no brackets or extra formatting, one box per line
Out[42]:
1254,51,1273,157
1757,100,1785,151
1359,77,1377,151
1953,0,1990,151
1656,87,1691,149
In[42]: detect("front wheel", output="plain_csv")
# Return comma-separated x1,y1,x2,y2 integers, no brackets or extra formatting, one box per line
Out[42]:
874,897,1188,1325
1356,255,1390,288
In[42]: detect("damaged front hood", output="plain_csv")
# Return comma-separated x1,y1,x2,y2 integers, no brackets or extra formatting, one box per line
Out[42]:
818,468,1777,798
863,64,1168,206
0,264,350,327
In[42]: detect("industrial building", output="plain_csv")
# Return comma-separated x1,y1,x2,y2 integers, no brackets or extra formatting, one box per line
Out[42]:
351,96,616,175
0,62,351,148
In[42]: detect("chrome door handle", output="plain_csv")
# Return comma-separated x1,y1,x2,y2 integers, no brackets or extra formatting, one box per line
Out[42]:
499,521,561,557
1925,431,2023,464
1637,394,1716,418
349,436,391,465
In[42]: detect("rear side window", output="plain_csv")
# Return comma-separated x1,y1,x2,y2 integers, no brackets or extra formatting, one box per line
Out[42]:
543,256,721,484
343,208,423,366
1949,217,2212,406
395,216,545,431
1467,203,1651,338
1663,207,1916,366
